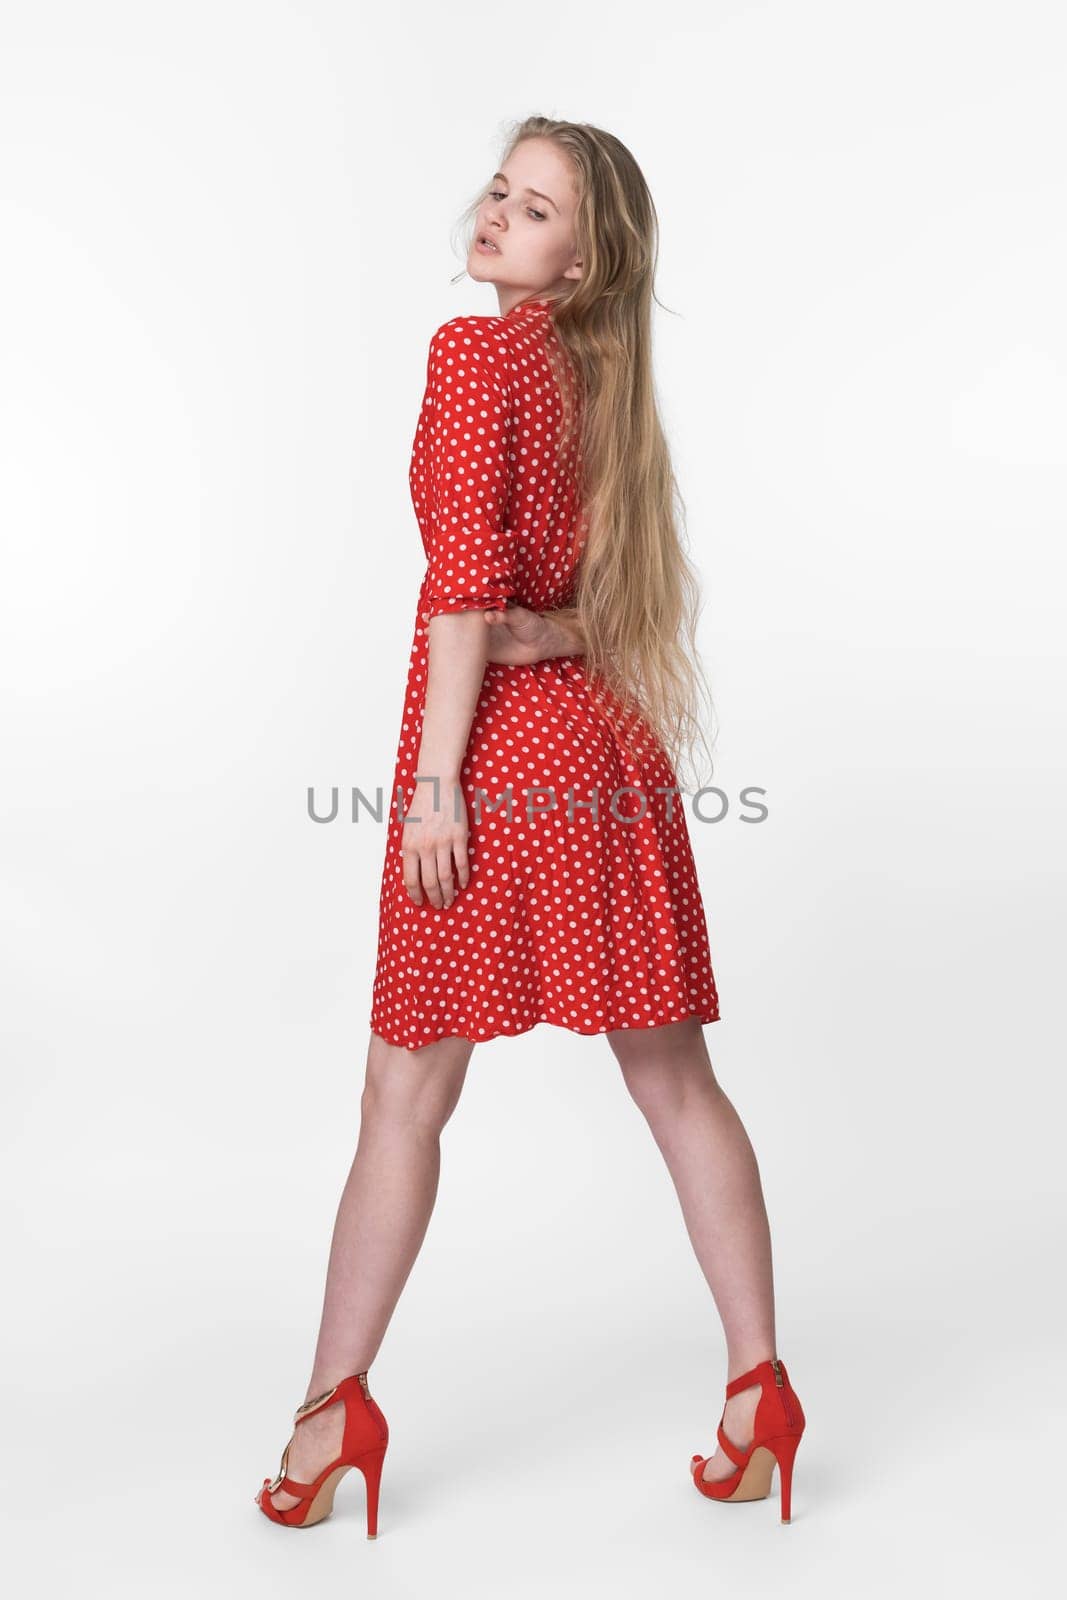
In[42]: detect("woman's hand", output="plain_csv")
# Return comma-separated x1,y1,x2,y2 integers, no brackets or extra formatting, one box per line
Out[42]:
482,604,586,665
401,773,469,910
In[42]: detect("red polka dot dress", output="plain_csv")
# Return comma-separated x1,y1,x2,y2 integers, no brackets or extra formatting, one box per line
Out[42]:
370,297,721,1049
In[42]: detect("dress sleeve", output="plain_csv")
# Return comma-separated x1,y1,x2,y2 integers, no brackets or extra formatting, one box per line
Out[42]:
418,321,516,619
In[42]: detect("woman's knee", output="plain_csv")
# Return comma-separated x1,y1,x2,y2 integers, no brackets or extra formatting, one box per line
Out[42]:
362,1032,475,1134
608,1018,719,1115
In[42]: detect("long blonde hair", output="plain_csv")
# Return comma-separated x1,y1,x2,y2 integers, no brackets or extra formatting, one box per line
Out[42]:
455,116,718,793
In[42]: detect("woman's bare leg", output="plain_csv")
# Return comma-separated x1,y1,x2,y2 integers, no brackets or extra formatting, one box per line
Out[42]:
607,1017,777,1483
263,1030,474,1511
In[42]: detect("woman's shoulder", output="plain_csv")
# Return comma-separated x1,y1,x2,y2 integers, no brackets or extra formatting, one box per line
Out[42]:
425,314,511,387
428,312,509,348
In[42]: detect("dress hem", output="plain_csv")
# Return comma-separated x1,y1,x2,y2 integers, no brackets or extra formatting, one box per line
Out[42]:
369,1007,722,1053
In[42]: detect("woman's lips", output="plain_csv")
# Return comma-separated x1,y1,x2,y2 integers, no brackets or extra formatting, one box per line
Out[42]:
475,236,501,254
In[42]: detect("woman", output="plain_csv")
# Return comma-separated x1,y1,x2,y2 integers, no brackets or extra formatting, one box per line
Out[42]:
255,117,806,1536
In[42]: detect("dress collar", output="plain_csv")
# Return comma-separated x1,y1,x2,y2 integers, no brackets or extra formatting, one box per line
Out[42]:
504,297,552,318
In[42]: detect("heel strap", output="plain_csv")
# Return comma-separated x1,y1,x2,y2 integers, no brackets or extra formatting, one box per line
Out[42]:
294,1370,371,1423
725,1357,786,1398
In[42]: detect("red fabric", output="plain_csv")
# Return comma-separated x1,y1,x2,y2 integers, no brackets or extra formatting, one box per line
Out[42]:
370,298,721,1050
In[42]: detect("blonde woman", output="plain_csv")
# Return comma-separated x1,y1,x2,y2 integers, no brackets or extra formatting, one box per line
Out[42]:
255,118,806,1536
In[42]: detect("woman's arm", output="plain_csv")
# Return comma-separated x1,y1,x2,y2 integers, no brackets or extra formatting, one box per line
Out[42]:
406,320,516,910
403,610,489,911
417,611,489,780
407,608,588,909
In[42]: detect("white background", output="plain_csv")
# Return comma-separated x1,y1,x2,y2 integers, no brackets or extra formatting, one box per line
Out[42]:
2,1,1063,1594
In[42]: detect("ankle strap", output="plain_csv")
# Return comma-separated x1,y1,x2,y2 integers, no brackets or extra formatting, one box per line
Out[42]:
725,1357,784,1398
294,1370,371,1422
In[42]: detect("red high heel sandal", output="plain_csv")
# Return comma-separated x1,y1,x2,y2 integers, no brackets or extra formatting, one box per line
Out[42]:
254,1370,389,1537
691,1356,806,1523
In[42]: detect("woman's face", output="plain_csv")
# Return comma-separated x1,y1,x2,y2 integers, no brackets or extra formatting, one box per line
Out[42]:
468,138,582,311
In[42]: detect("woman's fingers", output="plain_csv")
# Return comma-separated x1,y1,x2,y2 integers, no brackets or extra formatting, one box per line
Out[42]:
483,605,549,663
401,812,469,908
433,845,456,908
502,604,542,640
401,852,423,905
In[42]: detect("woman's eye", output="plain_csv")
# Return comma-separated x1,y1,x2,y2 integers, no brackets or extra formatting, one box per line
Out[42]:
487,189,546,221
